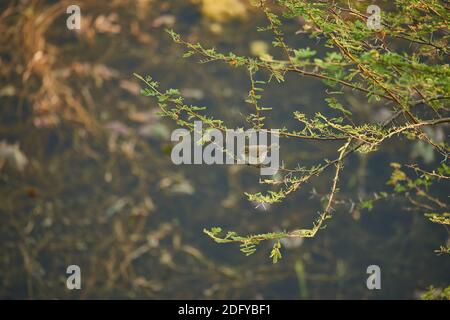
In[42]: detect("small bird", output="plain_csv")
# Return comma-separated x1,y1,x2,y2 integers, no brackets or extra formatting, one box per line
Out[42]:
241,143,279,165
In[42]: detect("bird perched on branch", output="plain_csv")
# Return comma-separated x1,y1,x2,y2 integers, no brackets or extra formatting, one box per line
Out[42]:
241,143,279,165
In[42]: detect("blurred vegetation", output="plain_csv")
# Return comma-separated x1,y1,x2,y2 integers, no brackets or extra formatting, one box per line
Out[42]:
421,285,450,300
0,0,449,299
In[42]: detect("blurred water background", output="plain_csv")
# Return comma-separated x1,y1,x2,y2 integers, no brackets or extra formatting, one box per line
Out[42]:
0,0,448,299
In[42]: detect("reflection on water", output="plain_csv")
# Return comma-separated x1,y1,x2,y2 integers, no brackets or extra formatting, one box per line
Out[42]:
0,0,448,299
